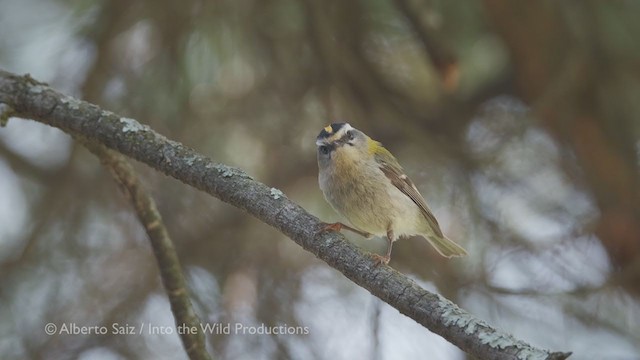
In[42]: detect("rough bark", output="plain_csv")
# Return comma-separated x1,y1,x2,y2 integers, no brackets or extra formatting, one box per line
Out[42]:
0,69,571,360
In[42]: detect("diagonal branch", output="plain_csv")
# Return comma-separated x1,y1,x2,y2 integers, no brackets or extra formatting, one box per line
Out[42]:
0,69,571,360
82,141,212,360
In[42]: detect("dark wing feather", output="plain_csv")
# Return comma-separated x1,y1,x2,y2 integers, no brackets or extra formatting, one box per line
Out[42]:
378,160,444,237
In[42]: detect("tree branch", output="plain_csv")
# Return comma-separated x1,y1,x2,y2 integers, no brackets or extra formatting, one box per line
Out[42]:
0,69,571,360
82,141,211,360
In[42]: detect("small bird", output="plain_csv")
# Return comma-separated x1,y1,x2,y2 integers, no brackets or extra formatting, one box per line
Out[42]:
316,123,467,265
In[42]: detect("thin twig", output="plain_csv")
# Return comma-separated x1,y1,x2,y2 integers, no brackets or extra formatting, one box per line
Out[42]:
0,69,571,360
80,140,211,360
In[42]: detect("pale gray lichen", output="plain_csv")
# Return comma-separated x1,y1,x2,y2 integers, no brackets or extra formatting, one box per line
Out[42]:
165,138,182,147
213,164,252,179
29,85,46,94
184,155,198,166
216,165,235,178
270,188,284,200
515,348,550,360
477,331,518,349
100,110,116,118
60,96,82,110
437,294,551,359
438,294,486,335
120,117,144,133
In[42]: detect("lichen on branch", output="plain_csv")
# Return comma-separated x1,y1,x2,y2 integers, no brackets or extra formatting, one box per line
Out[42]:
0,69,571,360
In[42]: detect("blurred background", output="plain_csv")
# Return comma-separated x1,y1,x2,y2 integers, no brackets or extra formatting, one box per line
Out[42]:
1,0,639,359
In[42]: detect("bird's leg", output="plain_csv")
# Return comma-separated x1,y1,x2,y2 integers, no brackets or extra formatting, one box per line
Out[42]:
318,222,372,238
372,229,394,266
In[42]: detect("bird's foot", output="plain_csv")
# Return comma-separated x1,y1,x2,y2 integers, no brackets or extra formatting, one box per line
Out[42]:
317,222,371,238
320,222,343,233
371,254,390,266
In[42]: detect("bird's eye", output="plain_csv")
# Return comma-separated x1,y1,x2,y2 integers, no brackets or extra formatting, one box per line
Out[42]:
346,131,355,141
319,145,329,155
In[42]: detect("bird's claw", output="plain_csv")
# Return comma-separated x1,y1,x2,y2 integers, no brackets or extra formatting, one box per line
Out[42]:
322,222,343,232
371,254,390,266
316,222,342,236
316,222,371,238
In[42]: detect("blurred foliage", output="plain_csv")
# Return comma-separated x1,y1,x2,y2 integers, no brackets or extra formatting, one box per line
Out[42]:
0,0,639,359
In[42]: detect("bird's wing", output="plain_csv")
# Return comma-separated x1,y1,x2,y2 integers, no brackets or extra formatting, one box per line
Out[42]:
374,148,444,237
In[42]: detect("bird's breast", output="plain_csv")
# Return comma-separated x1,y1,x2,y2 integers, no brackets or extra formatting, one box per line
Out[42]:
319,158,400,235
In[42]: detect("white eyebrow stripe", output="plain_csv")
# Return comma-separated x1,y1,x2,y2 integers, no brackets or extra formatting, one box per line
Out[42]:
332,123,353,140
316,123,354,147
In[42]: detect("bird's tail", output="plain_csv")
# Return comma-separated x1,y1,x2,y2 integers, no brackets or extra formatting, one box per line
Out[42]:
424,235,467,258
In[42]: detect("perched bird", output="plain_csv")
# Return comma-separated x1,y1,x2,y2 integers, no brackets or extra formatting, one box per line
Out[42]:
316,123,467,265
